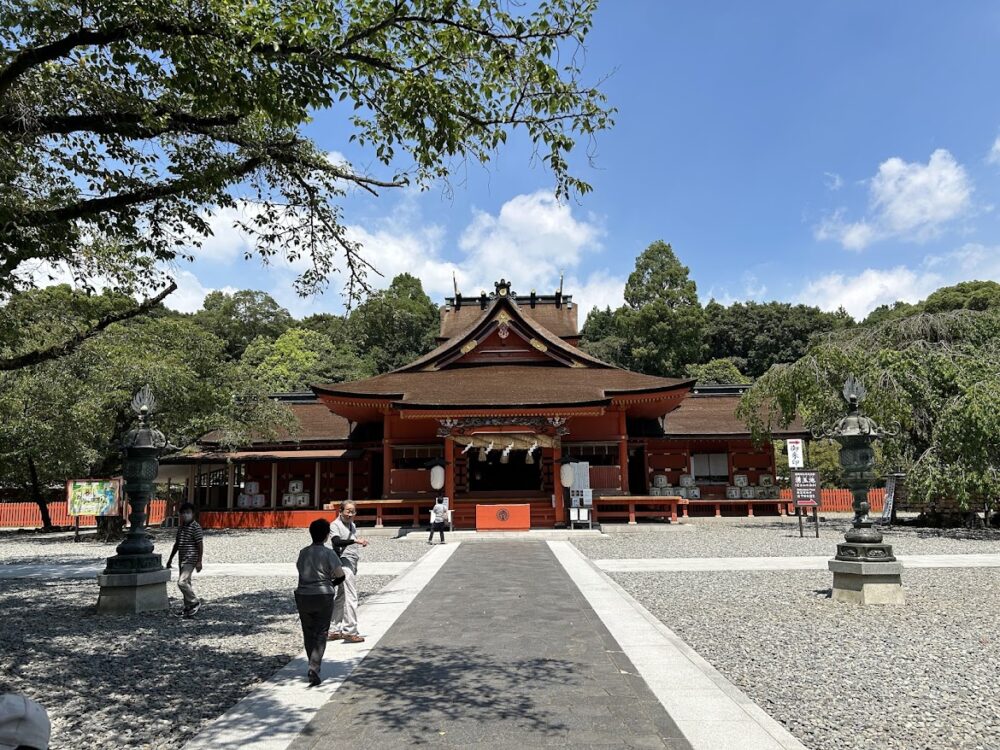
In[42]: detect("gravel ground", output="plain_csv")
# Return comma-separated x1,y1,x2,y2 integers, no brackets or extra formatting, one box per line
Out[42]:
614,568,1000,750
0,574,394,750
0,528,428,567
574,517,1000,559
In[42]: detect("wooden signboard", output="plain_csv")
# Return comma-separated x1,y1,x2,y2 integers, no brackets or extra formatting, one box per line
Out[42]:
791,470,820,507
791,470,821,538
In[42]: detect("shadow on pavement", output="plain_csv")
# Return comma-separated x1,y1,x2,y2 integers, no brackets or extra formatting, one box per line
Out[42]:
294,645,573,746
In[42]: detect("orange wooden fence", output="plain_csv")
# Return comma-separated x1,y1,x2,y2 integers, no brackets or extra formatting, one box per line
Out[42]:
0,499,168,528
0,489,889,528
779,487,886,512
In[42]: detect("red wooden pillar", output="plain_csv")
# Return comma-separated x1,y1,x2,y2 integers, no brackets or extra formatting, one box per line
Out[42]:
444,437,455,503
382,413,392,499
553,443,565,526
617,410,629,493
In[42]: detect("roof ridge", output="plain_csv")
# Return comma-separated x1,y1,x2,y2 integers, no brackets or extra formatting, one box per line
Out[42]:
385,294,609,373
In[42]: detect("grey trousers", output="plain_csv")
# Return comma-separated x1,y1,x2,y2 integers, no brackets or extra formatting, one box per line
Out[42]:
178,564,199,608
332,565,359,635
295,592,335,673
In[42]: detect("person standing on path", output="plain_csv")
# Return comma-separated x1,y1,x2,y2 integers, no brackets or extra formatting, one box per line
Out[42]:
428,497,448,544
329,501,368,643
295,518,345,687
166,502,203,618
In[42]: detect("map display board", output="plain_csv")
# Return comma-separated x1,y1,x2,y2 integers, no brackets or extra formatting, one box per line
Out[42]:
66,479,122,517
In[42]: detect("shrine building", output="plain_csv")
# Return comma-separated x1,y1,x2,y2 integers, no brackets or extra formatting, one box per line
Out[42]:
160,280,807,528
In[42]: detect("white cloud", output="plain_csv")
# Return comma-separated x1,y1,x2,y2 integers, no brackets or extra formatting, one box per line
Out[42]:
987,136,1000,166
190,203,262,264
569,271,626,318
263,189,608,311
824,172,843,191
705,272,769,307
796,243,1000,319
10,256,234,314
798,266,939,318
816,149,972,250
457,191,604,293
164,269,238,313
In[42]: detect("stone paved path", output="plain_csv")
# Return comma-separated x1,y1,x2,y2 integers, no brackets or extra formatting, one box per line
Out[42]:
287,542,694,749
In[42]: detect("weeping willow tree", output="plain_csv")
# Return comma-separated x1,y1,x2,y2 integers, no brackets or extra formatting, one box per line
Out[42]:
737,309,1000,522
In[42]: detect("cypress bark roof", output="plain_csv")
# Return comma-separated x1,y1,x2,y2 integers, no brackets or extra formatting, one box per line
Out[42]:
314,365,691,408
661,393,808,438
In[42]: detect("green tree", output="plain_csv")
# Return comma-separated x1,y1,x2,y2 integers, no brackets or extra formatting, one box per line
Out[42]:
922,280,1000,313
241,327,372,392
580,306,616,342
300,313,352,347
862,300,919,326
703,300,852,378
1,0,612,368
685,358,750,385
581,241,704,376
738,310,1000,521
861,281,1000,326
347,273,439,373
0,286,293,528
192,290,293,359
624,240,700,309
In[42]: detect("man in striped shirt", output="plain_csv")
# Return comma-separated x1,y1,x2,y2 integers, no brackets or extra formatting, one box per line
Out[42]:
167,502,204,618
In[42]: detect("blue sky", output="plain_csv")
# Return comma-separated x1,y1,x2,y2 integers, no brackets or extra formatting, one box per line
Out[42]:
168,2,1000,321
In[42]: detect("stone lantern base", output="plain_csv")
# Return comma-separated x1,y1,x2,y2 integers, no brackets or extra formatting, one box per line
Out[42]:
828,559,904,605
96,568,171,614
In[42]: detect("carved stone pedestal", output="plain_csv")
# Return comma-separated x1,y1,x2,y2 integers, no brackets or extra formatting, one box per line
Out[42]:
828,559,904,605
96,568,170,614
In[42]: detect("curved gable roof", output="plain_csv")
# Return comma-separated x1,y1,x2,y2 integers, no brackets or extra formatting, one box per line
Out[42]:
396,294,610,372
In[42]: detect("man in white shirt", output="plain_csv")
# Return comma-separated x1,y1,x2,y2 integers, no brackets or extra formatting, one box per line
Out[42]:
429,497,448,544
329,501,368,643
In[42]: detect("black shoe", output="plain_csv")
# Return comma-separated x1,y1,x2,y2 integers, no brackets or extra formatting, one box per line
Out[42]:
184,602,201,618
308,669,322,687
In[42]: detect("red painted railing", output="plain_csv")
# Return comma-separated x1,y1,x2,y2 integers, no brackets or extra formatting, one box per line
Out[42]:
779,488,886,513
0,500,167,528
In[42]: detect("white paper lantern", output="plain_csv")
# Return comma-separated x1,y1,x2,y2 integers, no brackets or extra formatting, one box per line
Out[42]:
430,464,445,490
560,462,575,489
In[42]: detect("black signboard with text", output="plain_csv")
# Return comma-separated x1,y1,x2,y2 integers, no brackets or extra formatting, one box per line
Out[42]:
791,470,821,507
791,470,821,538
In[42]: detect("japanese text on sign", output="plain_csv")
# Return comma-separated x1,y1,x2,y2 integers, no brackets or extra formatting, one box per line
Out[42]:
787,439,804,469
791,470,821,508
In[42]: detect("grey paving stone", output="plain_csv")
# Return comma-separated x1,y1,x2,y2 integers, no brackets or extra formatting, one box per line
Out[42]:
287,542,693,749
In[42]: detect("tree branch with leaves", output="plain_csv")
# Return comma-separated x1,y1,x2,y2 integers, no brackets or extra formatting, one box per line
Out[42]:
1,0,613,321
